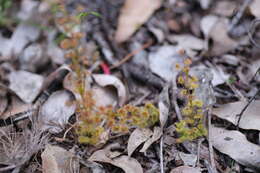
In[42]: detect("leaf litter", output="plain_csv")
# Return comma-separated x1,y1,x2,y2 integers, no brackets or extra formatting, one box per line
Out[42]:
0,0,260,172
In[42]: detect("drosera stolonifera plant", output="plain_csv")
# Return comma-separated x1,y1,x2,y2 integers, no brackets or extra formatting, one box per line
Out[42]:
50,0,160,145
175,55,207,143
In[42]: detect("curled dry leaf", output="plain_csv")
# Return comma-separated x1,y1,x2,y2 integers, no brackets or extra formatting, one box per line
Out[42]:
115,0,162,43
89,144,143,173
140,126,162,153
38,90,76,133
92,74,127,107
170,166,201,173
92,85,118,108
127,128,153,157
41,144,79,173
212,100,260,131
158,85,170,128
211,126,260,170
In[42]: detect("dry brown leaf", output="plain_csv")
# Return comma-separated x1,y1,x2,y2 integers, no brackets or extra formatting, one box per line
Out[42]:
92,74,127,107
211,126,260,170
140,126,162,152
41,144,79,173
127,128,153,157
212,100,260,131
115,0,162,43
89,144,143,173
170,166,201,173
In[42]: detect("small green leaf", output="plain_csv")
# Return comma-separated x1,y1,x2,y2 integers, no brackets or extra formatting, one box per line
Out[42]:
77,11,102,20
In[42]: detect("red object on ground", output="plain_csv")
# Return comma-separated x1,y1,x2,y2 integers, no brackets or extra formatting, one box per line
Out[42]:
100,62,111,74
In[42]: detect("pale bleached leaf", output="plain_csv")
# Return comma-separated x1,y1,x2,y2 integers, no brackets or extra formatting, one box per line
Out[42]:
89,144,143,173
38,90,76,133
140,126,162,152
211,126,260,170
213,100,260,131
8,70,44,103
127,128,153,157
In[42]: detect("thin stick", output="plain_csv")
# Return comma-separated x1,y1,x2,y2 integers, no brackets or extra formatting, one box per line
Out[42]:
160,137,164,173
207,108,217,173
110,40,153,69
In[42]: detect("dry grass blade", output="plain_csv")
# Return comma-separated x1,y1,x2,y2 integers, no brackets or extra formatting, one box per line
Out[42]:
0,125,49,171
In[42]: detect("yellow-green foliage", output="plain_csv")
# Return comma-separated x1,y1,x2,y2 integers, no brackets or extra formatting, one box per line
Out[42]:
50,1,159,145
77,102,159,145
175,57,207,143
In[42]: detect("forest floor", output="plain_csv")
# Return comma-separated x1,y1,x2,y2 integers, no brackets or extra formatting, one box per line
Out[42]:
0,0,259,173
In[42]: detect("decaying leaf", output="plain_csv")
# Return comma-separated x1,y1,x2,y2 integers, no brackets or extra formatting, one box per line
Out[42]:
41,144,79,173
115,0,162,43
89,144,143,173
211,126,260,170
212,100,260,131
38,90,76,133
170,166,201,173
92,74,127,107
140,126,162,152
127,128,153,157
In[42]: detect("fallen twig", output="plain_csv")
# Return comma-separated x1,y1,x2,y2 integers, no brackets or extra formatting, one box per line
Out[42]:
110,40,153,69
160,136,164,173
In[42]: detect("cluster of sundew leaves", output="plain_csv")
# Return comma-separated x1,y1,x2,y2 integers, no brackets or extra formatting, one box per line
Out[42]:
50,0,160,145
175,57,207,143
77,101,159,145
